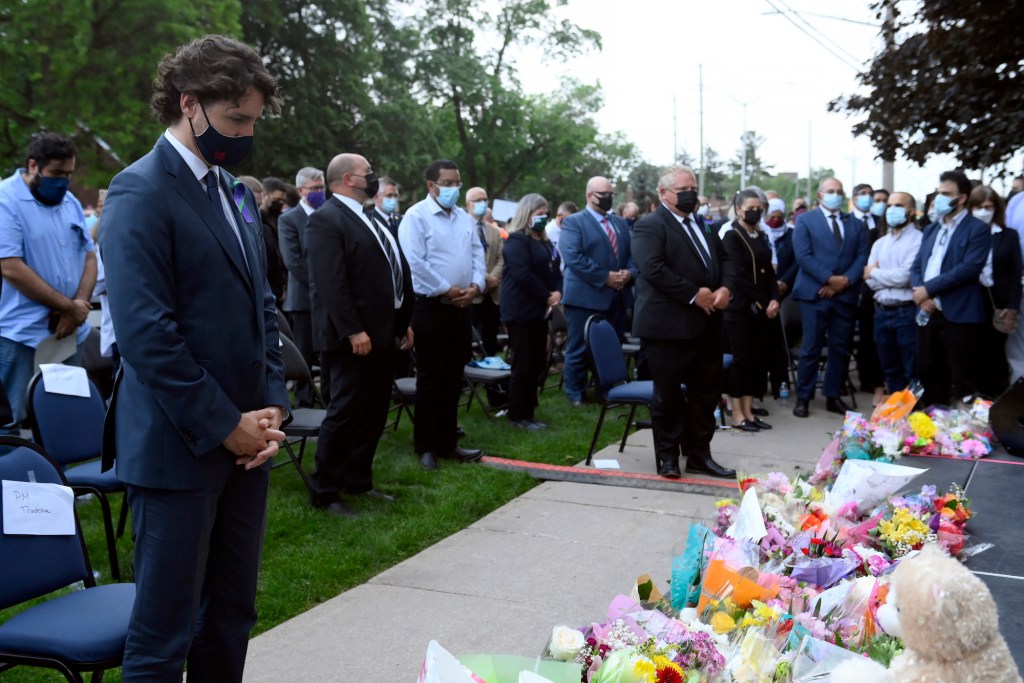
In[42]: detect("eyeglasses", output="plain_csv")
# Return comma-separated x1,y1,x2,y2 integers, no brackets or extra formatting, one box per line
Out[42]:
303,185,325,192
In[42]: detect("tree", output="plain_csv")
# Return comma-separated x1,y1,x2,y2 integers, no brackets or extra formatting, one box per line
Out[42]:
727,131,772,181
831,0,1024,172
627,162,662,213
699,146,730,201
0,0,240,186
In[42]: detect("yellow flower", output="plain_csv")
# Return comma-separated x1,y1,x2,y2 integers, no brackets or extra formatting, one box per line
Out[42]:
711,611,737,634
633,657,656,682
716,499,738,508
753,600,782,622
908,412,938,440
653,656,685,678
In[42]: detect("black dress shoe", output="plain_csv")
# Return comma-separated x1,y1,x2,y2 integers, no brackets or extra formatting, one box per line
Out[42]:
825,397,852,415
752,417,772,430
793,400,809,418
445,446,483,462
685,456,736,478
361,489,395,502
420,451,439,471
511,419,545,431
635,419,653,429
312,499,357,517
656,460,682,478
733,419,760,432
751,407,770,417
456,426,466,439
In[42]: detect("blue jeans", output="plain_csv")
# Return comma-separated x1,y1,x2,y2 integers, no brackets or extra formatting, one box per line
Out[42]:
795,299,856,401
0,336,83,431
873,304,918,393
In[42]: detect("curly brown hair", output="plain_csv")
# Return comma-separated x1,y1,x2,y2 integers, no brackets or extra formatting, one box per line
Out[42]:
150,34,282,126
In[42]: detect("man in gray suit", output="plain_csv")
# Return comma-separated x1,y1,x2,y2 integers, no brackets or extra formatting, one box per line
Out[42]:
278,166,325,405
100,35,290,681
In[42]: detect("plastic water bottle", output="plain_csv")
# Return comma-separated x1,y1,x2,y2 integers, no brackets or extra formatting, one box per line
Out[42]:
778,382,790,408
915,308,931,327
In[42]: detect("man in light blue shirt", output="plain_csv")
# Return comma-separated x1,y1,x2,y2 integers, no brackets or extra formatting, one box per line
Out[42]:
398,159,486,471
0,132,96,430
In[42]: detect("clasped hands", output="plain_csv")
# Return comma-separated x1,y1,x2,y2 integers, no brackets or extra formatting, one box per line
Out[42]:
53,297,91,339
446,284,480,308
223,407,286,469
912,286,937,313
818,275,851,299
694,286,730,315
604,270,632,291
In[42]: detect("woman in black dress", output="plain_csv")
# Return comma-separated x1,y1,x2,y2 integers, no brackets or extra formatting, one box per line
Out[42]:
500,193,562,430
722,189,781,430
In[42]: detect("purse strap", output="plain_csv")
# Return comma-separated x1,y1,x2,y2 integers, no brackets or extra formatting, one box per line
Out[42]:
732,225,760,286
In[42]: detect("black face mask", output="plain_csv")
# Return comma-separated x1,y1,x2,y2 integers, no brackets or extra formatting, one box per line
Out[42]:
267,200,284,217
675,190,699,214
360,172,380,199
594,193,613,212
743,209,763,226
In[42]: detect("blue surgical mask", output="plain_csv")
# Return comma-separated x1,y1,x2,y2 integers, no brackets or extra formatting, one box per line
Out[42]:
870,201,886,217
933,194,956,218
382,197,398,214
31,174,70,206
885,206,908,227
306,191,326,210
435,185,460,209
855,194,872,212
531,215,548,230
821,192,843,211
472,200,488,218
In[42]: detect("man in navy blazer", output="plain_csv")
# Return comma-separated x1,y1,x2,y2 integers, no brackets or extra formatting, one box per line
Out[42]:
559,176,637,405
910,170,992,407
791,177,869,417
99,36,289,682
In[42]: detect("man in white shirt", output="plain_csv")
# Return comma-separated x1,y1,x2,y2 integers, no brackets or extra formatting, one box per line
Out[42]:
864,191,923,394
399,159,487,471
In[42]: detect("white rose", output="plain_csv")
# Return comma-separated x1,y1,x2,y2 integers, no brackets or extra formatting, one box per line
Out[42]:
548,625,584,661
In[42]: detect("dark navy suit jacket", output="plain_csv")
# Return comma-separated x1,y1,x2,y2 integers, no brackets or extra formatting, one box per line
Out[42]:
910,213,992,324
792,208,869,306
99,135,290,489
559,208,636,311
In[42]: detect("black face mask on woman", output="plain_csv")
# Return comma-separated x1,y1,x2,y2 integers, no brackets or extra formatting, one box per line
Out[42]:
743,209,763,226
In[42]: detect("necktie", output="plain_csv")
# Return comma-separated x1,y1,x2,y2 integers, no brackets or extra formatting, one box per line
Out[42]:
830,214,843,248
683,217,712,273
205,169,249,274
477,220,489,254
370,214,404,302
390,215,399,236
602,217,619,257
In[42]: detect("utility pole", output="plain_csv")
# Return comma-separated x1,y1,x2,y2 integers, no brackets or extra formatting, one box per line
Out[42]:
672,94,678,165
881,2,895,190
807,120,813,203
740,104,748,189
699,64,705,197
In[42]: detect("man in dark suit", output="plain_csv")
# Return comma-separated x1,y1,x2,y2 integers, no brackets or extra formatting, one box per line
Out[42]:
258,176,288,306
278,166,324,406
559,175,637,406
305,153,414,515
911,170,992,407
99,35,289,681
632,165,735,478
791,177,869,418
373,175,402,240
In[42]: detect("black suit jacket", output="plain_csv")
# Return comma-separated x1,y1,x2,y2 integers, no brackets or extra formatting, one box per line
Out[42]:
306,196,414,353
631,204,733,340
990,227,1023,311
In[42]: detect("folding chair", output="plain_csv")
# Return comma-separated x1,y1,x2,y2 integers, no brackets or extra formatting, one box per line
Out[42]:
26,372,128,582
276,308,295,341
80,327,114,401
275,336,323,490
541,305,568,393
462,365,512,418
584,316,662,465
0,436,135,683
385,377,417,432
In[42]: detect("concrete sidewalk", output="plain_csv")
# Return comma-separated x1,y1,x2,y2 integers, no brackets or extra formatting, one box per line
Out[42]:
243,398,841,681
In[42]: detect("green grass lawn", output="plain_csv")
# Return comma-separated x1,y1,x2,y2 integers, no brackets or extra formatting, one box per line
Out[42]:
0,380,629,681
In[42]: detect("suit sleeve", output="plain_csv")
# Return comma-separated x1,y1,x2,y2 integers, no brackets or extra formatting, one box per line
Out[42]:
488,232,504,283
560,216,610,286
793,216,831,287
306,207,363,341
631,217,700,305
999,229,1023,311
252,204,291,416
278,211,309,287
101,170,242,456
842,218,869,284
922,220,991,297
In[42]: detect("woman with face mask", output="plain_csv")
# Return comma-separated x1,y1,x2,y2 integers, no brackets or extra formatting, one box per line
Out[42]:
500,193,562,431
721,190,781,431
969,185,1022,397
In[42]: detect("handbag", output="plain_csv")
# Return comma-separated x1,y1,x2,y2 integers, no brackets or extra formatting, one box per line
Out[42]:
987,288,1018,334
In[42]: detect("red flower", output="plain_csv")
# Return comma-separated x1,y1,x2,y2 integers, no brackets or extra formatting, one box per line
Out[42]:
739,477,759,492
656,666,685,683
810,538,824,545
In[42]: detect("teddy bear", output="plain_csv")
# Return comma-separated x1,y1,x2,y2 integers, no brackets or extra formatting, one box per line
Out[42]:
831,543,1022,683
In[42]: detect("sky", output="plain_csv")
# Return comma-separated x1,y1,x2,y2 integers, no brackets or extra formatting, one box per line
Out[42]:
511,0,1023,202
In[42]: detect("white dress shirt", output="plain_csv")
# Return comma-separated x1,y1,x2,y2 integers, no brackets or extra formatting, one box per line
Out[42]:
399,195,486,297
865,226,923,305
853,208,877,231
663,202,711,264
819,205,845,240
334,193,402,308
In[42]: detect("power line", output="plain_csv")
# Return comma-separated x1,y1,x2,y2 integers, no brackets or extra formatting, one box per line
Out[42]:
761,8,878,27
762,0,862,72
774,0,865,66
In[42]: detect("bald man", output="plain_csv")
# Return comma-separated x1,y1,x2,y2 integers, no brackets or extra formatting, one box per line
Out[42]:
305,153,414,515
559,176,637,405
466,186,503,356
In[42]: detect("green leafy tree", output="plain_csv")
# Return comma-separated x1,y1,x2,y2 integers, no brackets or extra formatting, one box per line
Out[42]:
0,0,240,185
627,161,663,214
831,0,1024,172
728,130,772,180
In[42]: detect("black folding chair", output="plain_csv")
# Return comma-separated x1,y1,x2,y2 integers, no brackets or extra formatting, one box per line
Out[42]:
275,336,323,489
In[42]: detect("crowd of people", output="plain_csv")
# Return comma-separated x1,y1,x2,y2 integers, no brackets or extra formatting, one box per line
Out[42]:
2,32,1024,682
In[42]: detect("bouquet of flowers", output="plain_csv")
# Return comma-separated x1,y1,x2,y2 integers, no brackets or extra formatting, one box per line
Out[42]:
902,408,993,458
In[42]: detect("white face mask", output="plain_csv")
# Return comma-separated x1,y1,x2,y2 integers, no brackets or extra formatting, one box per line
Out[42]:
972,208,995,225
